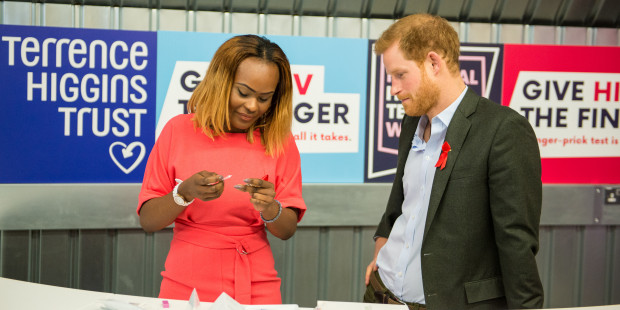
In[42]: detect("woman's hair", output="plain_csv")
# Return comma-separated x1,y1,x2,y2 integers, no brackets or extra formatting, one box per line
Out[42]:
375,13,461,75
187,35,293,156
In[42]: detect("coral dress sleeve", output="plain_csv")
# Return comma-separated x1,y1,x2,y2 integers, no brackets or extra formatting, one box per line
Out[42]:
136,117,176,215
275,134,307,222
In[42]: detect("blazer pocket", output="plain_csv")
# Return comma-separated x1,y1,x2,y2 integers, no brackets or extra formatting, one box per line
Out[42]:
448,161,486,181
449,168,486,182
464,277,505,304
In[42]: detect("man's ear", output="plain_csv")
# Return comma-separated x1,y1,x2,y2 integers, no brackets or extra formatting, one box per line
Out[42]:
427,51,442,75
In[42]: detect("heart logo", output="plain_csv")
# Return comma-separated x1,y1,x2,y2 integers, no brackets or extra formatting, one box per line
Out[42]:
109,141,146,174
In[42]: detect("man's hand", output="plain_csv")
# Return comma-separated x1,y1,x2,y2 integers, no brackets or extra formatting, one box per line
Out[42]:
365,237,388,285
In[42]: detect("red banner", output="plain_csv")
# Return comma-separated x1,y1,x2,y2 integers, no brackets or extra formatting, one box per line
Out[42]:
503,44,620,184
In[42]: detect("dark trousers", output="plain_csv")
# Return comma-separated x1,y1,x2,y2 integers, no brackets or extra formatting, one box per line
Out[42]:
364,270,427,310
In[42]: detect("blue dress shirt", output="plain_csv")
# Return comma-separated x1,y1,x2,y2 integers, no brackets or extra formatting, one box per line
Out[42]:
376,87,468,303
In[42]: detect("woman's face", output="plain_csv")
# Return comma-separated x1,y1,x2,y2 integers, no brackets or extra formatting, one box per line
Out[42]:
227,57,279,133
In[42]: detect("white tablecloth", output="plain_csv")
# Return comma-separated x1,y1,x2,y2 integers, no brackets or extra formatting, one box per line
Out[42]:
3,277,619,310
0,277,311,310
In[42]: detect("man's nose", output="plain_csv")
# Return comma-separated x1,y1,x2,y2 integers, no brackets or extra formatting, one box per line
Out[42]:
390,80,400,96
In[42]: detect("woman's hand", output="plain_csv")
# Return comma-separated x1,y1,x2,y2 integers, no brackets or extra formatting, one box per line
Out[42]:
178,171,226,202
233,176,299,240
139,171,226,233
234,177,279,219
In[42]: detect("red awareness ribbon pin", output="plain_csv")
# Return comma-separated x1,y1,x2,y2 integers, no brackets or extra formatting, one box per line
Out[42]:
435,141,451,170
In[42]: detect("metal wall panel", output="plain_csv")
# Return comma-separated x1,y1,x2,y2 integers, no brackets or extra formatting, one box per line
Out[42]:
300,16,328,37
195,11,224,33
548,227,581,308
368,18,394,39
43,3,73,27
324,228,356,301
536,227,551,305
79,230,113,292
449,21,460,38
530,0,564,25
159,8,189,31
284,227,321,306
5,185,618,230
465,0,497,22
612,228,620,304
542,186,598,225
2,1,32,25
499,23,525,43
333,16,363,38
39,230,73,287
595,27,619,45
265,14,294,36
2,225,620,308
39,231,72,288
1,231,30,281
533,25,559,44
434,0,464,20
402,0,432,17
120,7,151,31
3,0,620,27
82,5,112,29
262,0,295,15
231,12,258,34
563,26,589,45
464,22,493,43
115,230,148,295
581,226,607,306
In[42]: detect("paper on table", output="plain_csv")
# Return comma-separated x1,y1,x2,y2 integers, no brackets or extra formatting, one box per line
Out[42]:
77,299,161,310
315,301,407,310
208,292,299,310
188,289,201,310
209,292,244,310
244,305,298,310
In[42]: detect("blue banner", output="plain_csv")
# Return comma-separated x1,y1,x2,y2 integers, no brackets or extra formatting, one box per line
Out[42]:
0,25,157,183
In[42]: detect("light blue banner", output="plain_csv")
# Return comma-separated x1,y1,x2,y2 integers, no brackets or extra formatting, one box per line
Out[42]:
157,31,368,183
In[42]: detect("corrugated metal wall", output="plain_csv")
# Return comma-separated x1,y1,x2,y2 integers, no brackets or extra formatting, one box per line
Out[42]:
3,222,620,307
1,1,620,308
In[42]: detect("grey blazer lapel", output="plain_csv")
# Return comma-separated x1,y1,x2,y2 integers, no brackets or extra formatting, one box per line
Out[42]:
397,116,419,173
423,89,477,238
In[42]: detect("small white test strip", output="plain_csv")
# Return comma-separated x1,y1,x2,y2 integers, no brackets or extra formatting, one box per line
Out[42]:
207,174,232,185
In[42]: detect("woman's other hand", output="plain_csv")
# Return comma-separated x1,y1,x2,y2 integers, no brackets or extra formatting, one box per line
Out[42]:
233,177,278,216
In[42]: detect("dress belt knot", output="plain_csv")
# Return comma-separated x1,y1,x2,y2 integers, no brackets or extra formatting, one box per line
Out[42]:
173,222,269,304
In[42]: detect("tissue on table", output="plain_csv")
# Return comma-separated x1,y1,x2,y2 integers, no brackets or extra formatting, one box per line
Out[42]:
209,292,245,310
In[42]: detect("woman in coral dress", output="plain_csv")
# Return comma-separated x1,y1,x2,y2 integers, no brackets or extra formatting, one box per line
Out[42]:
137,35,306,305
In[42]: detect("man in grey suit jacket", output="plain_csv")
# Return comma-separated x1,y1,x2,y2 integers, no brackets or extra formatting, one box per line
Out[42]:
363,14,544,309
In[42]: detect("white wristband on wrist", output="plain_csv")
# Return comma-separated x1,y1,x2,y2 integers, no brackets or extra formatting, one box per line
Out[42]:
261,199,282,223
172,178,194,207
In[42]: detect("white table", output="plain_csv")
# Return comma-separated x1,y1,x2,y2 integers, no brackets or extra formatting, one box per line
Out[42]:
0,277,311,310
3,277,620,310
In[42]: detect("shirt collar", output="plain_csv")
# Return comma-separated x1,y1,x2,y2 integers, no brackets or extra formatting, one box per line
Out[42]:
411,86,468,150
434,86,468,128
